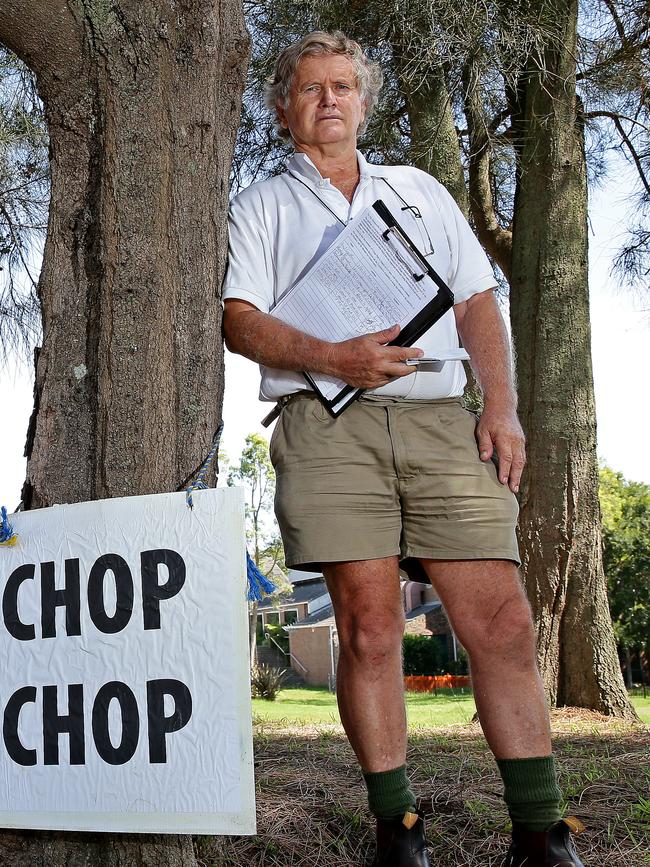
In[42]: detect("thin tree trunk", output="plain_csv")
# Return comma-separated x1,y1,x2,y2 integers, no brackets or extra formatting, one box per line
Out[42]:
250,601,259,665
392,44,468,215
389,37,485,405
624,646,633,688
0,0,249,863
462,54,512,280
509,0,634,718
249,510,261,663
404,64,468,215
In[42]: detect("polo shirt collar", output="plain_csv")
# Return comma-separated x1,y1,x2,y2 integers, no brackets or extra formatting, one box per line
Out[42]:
285,149,389,184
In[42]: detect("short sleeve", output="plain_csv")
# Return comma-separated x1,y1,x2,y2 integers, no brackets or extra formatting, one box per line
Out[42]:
434,181,498,304
221,190,274,313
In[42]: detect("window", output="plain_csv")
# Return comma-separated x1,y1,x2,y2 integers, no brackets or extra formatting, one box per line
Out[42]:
265,611,280,626
284,609,298,625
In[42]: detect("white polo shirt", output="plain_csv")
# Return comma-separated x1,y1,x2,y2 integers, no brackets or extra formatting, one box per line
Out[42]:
222,150,497,401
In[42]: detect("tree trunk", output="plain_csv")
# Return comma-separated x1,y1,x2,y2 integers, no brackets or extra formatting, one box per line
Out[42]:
405,65,467,214
394,48,469,215
250,600,259,666
462,54,512,280
509,0,634,717
0,0,249,863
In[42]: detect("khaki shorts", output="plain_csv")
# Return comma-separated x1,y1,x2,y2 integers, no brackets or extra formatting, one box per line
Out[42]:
269,393,520,581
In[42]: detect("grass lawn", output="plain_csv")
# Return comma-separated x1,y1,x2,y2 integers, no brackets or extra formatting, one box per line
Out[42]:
253,686,650,727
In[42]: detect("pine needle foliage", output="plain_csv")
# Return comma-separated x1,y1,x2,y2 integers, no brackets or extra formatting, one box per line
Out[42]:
0,46,47,361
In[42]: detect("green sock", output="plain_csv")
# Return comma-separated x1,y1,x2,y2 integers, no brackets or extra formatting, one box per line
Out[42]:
362,764,417,820
497,755,563,832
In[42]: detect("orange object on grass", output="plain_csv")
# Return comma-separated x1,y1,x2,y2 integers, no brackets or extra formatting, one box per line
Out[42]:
404,674,471,692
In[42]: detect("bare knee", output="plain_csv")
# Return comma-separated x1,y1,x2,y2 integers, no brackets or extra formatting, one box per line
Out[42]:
462,596,537,664
337,610,405,667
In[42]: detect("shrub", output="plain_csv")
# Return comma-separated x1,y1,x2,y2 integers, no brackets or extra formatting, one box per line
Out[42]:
446,647,469,676
251,663,286,700
402,634,446,675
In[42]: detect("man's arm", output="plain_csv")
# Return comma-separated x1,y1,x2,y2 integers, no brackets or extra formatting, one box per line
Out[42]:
454,289,526,493
223,299,423,390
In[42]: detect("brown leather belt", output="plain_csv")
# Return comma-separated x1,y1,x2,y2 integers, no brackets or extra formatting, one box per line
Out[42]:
261,391,314,427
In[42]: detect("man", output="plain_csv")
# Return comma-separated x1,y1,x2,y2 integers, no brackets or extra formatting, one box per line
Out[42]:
223,31,585,867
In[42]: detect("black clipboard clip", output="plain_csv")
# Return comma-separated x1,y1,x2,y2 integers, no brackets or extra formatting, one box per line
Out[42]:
382,225,426,281
304,200,455,419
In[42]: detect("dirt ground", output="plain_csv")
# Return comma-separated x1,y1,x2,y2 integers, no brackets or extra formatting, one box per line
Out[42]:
198,709,650,866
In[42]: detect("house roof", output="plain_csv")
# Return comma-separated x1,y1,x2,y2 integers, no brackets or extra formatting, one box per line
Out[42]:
284,603,336,628
288,568,324,584
286,601,443,631
257,577,328,611
405,601,442,620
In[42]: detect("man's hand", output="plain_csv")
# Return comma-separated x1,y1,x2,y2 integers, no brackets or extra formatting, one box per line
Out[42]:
475,404,526,493
224,302,422,388
454,289,525,493
328,324,423,388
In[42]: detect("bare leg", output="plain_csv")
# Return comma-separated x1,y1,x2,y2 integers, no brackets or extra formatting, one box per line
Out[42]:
323,556,406,771
419,559,551,758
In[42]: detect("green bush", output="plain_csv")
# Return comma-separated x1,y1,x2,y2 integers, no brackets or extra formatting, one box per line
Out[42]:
251,663,286,700
445,655,469,676
402,634,447,675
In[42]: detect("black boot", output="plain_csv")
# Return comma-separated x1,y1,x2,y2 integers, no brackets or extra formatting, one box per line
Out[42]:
504,817,586,867
371,811,432,867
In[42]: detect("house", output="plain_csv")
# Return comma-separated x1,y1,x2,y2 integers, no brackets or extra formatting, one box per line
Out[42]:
255,569,330,633
256,569,458,687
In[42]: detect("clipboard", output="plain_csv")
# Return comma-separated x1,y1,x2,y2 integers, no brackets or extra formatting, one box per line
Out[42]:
302,200,454,417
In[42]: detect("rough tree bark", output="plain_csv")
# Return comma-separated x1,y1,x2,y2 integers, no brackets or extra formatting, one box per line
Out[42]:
508,0,634,717
0,0,249,863
462,53,512,280
399,59,468,215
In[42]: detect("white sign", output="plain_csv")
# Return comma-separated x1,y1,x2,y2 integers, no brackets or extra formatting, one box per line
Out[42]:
0,488,255,835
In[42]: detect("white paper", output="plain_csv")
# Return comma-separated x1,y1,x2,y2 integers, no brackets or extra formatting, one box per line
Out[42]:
405,348,470,365
0,488,255,835
271,205,444,402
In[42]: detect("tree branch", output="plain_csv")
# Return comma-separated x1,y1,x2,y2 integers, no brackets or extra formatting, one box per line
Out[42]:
488,107,511,135
576,37,650,82
0,202,39,288
585,110,650,134
0,0,83,83
611,115,650,196
602,0,627,44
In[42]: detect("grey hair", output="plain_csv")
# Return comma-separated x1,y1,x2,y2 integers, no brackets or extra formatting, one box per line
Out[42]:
264,31,383,140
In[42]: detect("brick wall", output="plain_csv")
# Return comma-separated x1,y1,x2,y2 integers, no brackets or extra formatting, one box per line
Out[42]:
288,625,336,687
404,615,431,636
426,607,455,659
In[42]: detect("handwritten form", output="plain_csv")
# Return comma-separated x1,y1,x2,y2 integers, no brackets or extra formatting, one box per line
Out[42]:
270,204,443,403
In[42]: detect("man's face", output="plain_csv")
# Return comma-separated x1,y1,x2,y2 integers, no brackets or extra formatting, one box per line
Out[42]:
277,53,366,151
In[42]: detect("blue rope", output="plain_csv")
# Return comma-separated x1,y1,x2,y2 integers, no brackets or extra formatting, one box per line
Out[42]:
247,551,278,602
184,422,277,601
184,421,225,510
0,506,17,546
1,424,278,600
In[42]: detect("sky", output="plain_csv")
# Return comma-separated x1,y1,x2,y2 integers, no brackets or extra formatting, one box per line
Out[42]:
0,167,648,512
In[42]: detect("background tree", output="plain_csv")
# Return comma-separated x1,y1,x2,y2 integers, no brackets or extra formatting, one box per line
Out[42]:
506,0,627,715
0,1,249,865
232,0,642,717
229,432,291,659
600,466,650,686
0,47,47,357
229,433,276,565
